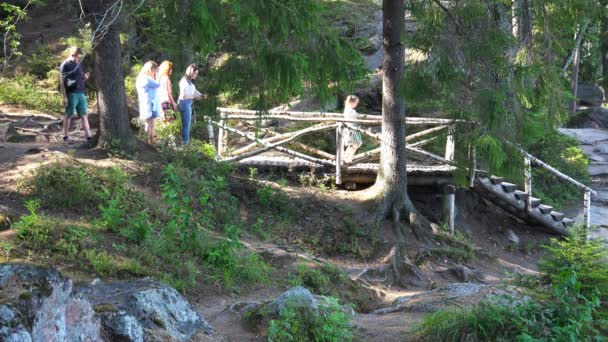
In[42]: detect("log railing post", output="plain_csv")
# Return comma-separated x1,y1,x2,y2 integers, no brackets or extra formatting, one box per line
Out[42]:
468,145,476,188
584,189,592,236
444,185,456,235
524,155,532,212
445,126,455,161
216,119,225,159
207,117,214,142
335,123,343,185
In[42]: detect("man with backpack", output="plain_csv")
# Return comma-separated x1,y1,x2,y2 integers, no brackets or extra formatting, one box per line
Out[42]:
59,47,93,144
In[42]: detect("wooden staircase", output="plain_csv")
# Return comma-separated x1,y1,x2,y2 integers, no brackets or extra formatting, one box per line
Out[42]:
473,174,573,235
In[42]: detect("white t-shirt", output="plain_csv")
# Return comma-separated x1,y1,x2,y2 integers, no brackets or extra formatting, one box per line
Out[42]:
178,78,202,100
343,107,359,121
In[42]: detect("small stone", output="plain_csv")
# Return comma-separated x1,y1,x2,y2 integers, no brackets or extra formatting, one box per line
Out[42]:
103,313,144,342
506,229,519,244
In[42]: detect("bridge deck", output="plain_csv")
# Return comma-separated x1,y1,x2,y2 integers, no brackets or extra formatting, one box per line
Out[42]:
236,155,456,176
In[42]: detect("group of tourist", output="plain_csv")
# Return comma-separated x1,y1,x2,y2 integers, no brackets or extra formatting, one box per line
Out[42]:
136,61,204,145
60,47,204,146
59,46,362,158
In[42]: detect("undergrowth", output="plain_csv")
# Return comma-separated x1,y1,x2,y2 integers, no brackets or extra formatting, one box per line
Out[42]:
268,296,354,342
412,227,608,341
14,152,272,292
288,262,378,312
0,74,63,114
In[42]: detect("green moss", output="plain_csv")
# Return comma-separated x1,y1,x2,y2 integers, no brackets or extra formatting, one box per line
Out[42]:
18,291,32,301
94,303,119,313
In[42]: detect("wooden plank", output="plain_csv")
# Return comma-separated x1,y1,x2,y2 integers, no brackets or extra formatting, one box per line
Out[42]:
406,125,447,142
405,146,457,166
524,156,532,212
444,126,455,161
350,148,381,164
410,136,438,148
210,121,335,167
231,130,298,156
224,123,336,162
468,145,476,188
343,124,381,140
336,124,343,184
216,119,225,158
217,107,472,125
251,126,336,160
444,185,456,236
231,123,332,157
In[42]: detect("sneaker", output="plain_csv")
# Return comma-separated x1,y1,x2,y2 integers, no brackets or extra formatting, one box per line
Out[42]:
63,136,75,144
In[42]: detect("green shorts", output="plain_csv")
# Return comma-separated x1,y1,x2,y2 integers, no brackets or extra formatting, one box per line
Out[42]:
65,92,88,117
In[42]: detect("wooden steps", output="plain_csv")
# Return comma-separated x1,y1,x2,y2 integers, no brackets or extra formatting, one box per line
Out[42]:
474,176,573,235
538,205,553,215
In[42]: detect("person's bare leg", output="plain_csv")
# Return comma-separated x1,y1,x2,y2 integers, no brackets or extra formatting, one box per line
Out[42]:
147,118,155,144
63,116,71,138
80,116,92,138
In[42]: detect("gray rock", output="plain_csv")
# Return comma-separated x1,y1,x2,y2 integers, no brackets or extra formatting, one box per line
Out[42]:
506,229,519,244
577,84,605,107
79,279,213,341
0,326,32,342
593,142,608,154
101,312,144,342
0,122,16,142
380,283,533,314
266,286,318,315
0,264,212,342
0,264,102,342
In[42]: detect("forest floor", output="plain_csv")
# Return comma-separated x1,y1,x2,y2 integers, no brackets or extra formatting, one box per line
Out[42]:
0,104,561,341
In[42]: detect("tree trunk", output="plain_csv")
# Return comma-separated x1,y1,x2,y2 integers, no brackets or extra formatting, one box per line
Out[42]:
570,40,581,112
374,0,434,243
94,26,138,151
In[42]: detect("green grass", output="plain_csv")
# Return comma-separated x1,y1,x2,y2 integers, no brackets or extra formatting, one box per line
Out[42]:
84,249,149,277
0,74,63,114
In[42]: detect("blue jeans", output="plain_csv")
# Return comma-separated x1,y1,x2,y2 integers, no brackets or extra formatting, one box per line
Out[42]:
178,99,193,144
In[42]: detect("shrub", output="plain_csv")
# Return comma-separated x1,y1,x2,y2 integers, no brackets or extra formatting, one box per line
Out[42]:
154,161,270,290
24,162,142,215
268,296,353,342
539,226,608,309
0,74,63,113
13,200,52,250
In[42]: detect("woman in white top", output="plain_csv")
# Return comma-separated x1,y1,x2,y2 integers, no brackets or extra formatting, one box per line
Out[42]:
178,64,204,145
136,61,160,144
342,95,363,163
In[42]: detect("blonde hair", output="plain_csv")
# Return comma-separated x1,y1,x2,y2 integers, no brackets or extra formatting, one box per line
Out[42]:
182,64,199,81
158,61,173,78
140,61,158,79
344,95,359,106
68,47,83,57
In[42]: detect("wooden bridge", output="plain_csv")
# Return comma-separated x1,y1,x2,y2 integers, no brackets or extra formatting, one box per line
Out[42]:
210,107,596,236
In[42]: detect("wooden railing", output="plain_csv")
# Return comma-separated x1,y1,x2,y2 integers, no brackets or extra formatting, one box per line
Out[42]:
212,107,595,230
